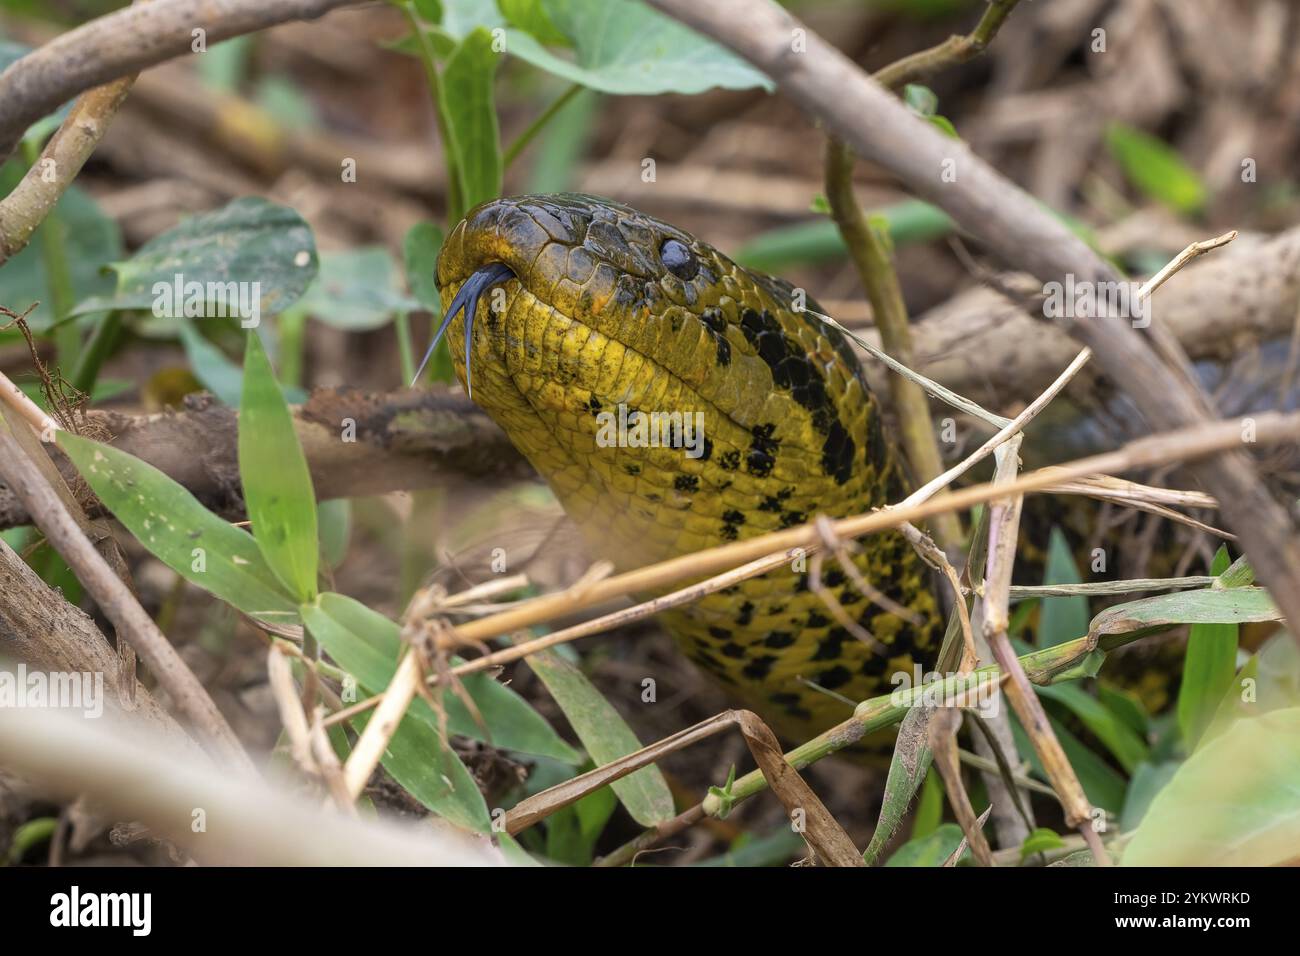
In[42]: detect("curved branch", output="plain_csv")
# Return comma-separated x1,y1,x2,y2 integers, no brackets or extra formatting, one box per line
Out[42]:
0,389,527,530
0,0,356,161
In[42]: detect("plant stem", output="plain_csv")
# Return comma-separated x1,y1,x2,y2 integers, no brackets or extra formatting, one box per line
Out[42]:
402,1,463,220
503,83,582,169
596,629,1136,866
69,312,121,395
278,305,307,388
395,310,416,384
824,138,963,553
20,138,79,370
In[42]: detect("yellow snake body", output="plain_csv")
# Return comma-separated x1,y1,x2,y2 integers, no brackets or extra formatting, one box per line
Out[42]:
435,194,942,740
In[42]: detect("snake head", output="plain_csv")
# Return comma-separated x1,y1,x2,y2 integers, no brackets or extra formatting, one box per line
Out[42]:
425,194,739,399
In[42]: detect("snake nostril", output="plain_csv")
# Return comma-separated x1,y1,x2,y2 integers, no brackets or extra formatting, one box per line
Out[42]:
660,238,699,281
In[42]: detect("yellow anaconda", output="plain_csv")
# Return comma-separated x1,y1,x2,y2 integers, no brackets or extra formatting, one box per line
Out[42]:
430,193,942,741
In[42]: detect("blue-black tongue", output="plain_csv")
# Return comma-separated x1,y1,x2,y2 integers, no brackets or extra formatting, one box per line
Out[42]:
411,262,516,396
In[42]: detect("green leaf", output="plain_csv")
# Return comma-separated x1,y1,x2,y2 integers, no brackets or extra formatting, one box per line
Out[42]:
545,785,617,865
862,706,933,865
734,200,954,272
239,333,319,602
5,817,57,864
56,433,297,620
1178,547,1238,750
318,498,352,569
177,324,306,407
1215,554,1255,589
1202,631,1300,745
1105,122,1207,216
403,221,445,314
299,248,418,331
1036,682,1149,774
1119,760,1181,832
1011,711,1126,813
442,0,771,96
1089,586,1280,646
928,115,958,138
1123,708,1300,865
0,165,122,336
910,768,944,840
499,0,569,45
525,86,599,193
517,636,674,826
413,0,444,23
300,593,580,762
254,75,318,131
903,84,938,117
70,197,318,318
351,701,490,832
1019,827,1066,861
884,822,966,867
439,28,503,211
1039,527,1090,647
1096,682,1149,739
196,35,252,92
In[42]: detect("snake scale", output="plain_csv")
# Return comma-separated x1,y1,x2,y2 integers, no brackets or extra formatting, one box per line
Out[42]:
428,193,943,742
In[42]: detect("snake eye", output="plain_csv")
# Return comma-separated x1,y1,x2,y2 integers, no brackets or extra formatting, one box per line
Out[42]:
660,238,699,281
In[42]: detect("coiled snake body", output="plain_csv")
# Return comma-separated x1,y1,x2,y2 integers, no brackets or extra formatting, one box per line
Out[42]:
432,194,942,741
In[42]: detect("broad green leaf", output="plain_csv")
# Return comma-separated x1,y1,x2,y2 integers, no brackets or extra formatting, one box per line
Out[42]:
240,334,318,602
440,0,500,35
1119,760,1181,832
57,433,297,620
1036,682,1149,773
1089,587,1281,646
517,636,674,826
1202,631,1300,745
439,28,502,211
299,248,418,331
1178,547,1238,750
403,222,445,313
499,0,568,44
0,164,122,335
69,197,318,318
300,593,580,762
443,0,772,96
1105,122,1207,215
1019,827,1066,861
884,822,966,867
1123,708,1300,865
1253,630,1300,712
351,702,490,833
1039,527,1089,647
413,0,444,23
